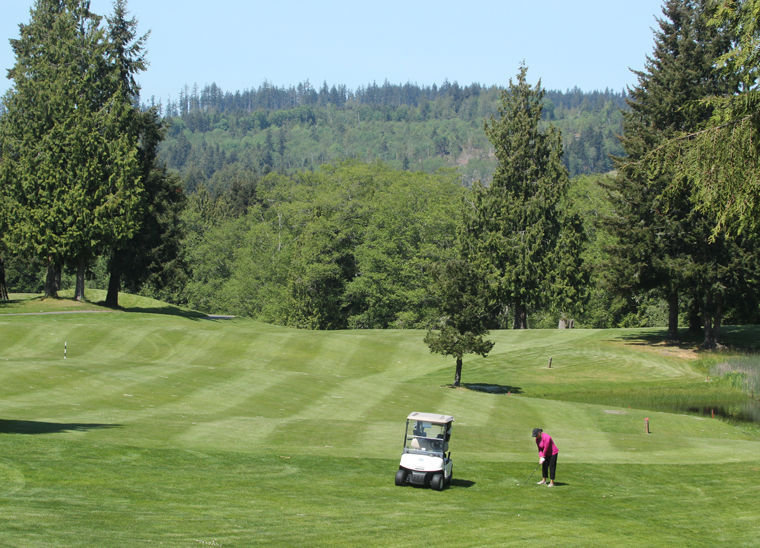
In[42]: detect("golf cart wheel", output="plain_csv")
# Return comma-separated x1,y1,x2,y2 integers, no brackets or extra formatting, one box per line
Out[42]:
430,473,444,491
395,468,408,486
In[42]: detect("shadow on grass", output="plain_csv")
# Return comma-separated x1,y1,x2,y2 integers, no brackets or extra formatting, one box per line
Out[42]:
458,383,523,395
0,420,121,435
78,299,219,321
0,295,41,306
0,299,22,311
2,294,225,321
615,329,702,348
404,479,476,489
107,303,211,321
613,326,760,352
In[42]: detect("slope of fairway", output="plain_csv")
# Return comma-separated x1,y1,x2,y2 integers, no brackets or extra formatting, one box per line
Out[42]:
1,301,759,545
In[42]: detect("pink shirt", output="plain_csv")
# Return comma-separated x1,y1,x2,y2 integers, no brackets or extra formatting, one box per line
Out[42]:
536,433,559,457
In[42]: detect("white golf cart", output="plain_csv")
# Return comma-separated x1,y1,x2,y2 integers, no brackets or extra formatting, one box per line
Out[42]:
395,412,454,490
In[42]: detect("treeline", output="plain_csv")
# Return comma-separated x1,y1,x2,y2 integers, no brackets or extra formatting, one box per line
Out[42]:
159,80,624,117
156,81,626,193
5,0,760,352
179,162,463,328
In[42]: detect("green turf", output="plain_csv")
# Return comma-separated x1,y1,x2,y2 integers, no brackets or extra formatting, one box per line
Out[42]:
1,293,759,545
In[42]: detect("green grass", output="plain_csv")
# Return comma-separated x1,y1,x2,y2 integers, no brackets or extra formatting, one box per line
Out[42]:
1,294,759,545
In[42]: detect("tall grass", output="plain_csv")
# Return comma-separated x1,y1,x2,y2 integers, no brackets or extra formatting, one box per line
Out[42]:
711,355,760,396
703,355,760,422
530,380,752,419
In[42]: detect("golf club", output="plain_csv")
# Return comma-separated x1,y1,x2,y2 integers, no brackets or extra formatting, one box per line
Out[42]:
517,462,540,485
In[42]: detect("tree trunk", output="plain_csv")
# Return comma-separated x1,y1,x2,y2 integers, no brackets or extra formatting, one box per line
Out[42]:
454,356,463,387
688,299,702,333
702,291,722,349
105,251,121,308
667,290,679,340
44,257,59,298
74,256,86,302
0,256,8,301
497,304,510,329
703,314,716,349
513,302,527,329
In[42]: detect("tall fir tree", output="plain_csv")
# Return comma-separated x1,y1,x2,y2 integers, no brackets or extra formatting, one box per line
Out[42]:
0,136,10,300
0,185,9,301
0,0,142,300
462,65,582,328
664,0,760,235
102,0,186,308
608,0,750,346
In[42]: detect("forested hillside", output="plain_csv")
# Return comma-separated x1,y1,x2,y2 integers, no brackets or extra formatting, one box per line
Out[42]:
155,81,626,193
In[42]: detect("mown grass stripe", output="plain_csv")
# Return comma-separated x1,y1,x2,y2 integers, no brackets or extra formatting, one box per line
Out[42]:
3,298,760,545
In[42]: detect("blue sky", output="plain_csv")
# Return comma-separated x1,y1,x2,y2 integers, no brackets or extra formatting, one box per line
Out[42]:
1,0,665,103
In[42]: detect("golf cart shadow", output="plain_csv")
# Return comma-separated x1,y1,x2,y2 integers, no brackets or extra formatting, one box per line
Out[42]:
0,419,121,435
459,384,522,395
404,478,475,489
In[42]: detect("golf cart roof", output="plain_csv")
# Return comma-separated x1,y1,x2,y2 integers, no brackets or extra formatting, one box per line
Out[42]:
406,412,454,424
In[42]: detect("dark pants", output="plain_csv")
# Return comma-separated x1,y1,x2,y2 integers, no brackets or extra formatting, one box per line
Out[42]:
542,453,558,481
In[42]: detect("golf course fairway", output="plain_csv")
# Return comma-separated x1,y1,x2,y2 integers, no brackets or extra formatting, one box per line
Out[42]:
1,293,759,546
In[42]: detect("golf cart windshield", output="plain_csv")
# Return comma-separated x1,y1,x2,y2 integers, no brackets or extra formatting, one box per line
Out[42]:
404,419,450,455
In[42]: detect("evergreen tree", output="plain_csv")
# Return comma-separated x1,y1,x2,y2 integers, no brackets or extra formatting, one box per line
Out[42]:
0,258,7,301
463,65,579,328
105,0,147,98
664,0,760,235
102,1,185,308
609,0,742,346
0,190,9,301
113,163,187,304
0,141,10,300
0,0,142,300
424,258,494,387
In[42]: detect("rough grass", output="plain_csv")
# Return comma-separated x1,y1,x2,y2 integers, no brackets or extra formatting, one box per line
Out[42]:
1,294,759,546
712,355,760,394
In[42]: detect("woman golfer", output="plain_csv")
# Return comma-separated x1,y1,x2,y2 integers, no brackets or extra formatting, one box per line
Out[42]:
532,428,558,487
